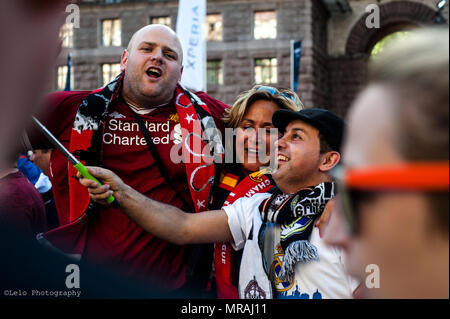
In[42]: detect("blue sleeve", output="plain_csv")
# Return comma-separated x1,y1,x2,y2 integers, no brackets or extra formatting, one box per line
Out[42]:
17,156,42,185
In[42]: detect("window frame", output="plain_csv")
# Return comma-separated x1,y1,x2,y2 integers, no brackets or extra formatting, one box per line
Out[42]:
56,65,74,91
60,22,74,48
150,16,172,29
253,57,278,85
207,60,224,86
253,10,277,40
101,63,122,87
100,18,122,47
205,13,223,42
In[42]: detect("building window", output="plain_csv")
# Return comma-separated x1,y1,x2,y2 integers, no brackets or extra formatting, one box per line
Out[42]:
254,11,277,40
57,65,74,91
102,63,121,86
206,14,223,41
254,58,277,84
104,0,122,4
207,60,223,86
60,23,74,48
101,19,121,47
151,16,172,28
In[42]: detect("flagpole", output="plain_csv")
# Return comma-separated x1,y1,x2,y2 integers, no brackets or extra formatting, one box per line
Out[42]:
290,40,294,91
64,52,72,91
204,18,207,93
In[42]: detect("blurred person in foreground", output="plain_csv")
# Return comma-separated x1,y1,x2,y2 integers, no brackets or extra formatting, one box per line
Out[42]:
0,153,48,240
324,27,449,299
0,0,65,241
0,2,169,297
0,0,65,169
18,151,60,229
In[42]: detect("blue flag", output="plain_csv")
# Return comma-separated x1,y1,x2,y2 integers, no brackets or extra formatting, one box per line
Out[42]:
290,40,302,92
64,53,72,91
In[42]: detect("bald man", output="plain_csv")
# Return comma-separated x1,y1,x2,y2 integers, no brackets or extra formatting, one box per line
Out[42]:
121,25,184,109
30,24,229,294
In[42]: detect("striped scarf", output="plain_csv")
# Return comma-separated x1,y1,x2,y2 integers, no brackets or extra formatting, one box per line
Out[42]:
259,182,335,281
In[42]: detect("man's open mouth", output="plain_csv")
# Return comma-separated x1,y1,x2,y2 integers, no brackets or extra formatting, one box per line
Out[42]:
146,67,162,79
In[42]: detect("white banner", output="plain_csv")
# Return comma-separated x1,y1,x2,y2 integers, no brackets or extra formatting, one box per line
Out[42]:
176,0,206,92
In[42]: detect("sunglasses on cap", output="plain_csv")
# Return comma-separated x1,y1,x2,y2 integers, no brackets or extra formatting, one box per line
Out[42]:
256,86,298,106
332,161,449,236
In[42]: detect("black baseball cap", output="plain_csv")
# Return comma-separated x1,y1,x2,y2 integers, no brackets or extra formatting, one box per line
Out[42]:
272,108,346,152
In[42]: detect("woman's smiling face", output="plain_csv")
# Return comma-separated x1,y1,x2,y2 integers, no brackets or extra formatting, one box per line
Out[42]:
235,100,280,175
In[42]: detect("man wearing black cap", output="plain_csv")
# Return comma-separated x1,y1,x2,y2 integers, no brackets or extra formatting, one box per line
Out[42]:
78,108,358,299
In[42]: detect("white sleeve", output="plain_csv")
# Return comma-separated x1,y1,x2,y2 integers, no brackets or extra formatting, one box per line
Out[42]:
35,172,52,193
223,193,269,251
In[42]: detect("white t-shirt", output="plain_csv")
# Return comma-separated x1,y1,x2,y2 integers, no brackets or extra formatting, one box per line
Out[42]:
224,192,359,299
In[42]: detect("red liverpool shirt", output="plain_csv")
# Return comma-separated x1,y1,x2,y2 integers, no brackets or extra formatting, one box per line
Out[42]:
31,90,228,290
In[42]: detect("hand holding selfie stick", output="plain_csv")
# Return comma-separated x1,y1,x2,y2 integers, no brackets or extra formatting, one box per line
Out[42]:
32,116,117,205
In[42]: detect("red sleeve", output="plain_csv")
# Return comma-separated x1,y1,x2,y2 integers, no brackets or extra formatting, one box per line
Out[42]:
29,91,91,149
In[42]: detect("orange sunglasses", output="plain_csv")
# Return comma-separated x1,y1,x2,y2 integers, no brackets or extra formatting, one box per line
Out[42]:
333,161,449,235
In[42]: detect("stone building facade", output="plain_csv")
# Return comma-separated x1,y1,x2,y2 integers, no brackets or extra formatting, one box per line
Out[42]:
56,0,448,116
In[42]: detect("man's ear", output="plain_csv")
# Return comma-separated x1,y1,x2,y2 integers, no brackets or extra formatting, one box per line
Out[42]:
120,50,128,72
319,151,340,173
178,65,184,82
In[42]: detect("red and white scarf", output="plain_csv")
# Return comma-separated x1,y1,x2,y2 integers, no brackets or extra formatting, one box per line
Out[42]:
214,168,274,299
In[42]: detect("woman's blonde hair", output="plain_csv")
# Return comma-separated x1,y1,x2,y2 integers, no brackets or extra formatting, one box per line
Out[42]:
222,85,303,128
